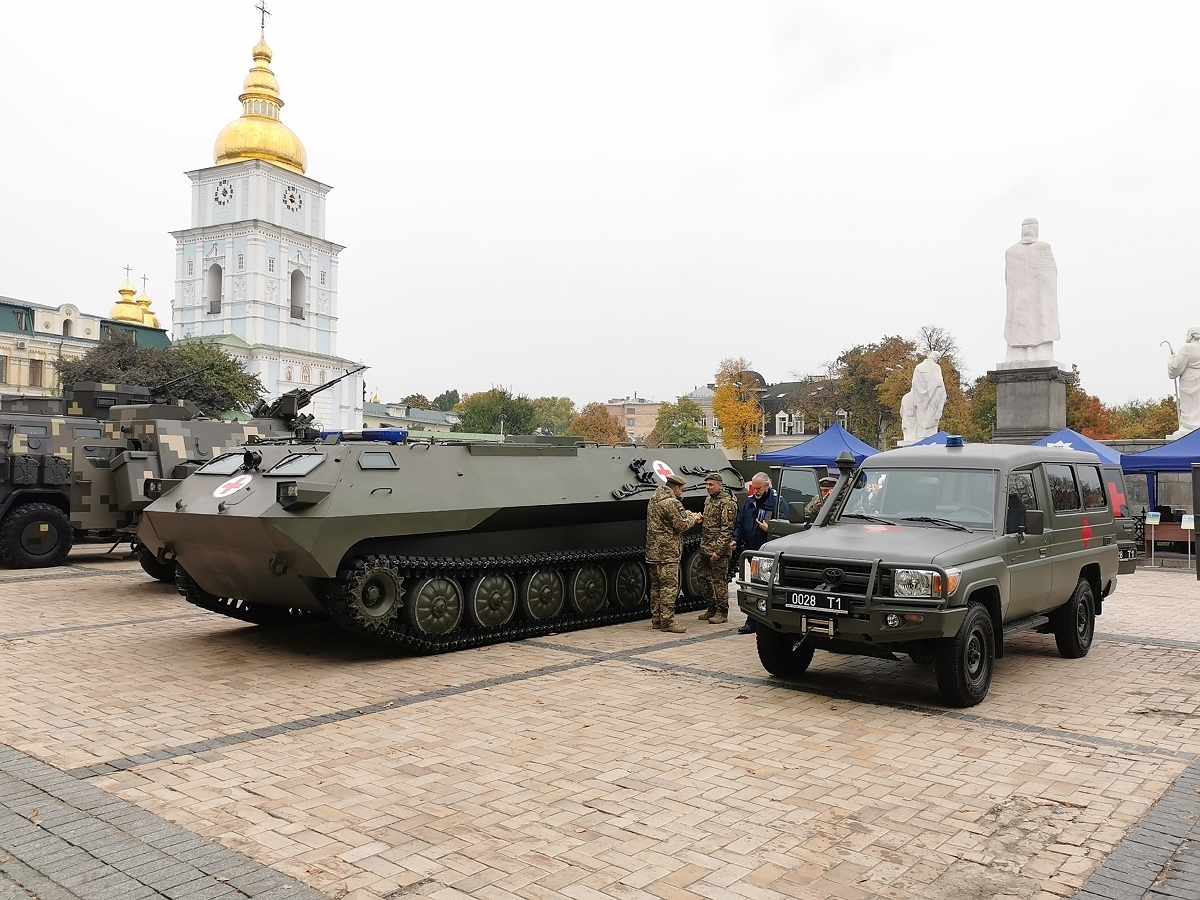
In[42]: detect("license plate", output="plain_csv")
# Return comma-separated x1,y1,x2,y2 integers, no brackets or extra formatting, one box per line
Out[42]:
1119,547,1137,560
786,591,848,615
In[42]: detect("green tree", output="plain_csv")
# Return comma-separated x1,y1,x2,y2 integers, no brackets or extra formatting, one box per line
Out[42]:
402,393,432,408
962,376,995,443
1110,397,1177,439
569,402,627,444
454,388,536,434
56,334,263,417
835,336,915,448
433,389,460,411
531,396,577,435
653,398,708,445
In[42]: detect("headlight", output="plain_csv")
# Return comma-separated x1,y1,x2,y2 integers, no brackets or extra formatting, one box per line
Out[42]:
894,567,961,598
749,557,774,584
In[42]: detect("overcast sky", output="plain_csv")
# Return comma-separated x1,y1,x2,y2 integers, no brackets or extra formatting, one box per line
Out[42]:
2,1,1196,407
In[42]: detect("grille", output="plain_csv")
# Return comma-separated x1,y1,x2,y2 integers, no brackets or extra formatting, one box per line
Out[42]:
780,560,891,598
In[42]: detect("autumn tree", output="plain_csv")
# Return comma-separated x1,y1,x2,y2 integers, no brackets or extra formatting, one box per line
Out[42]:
651,398,708,446
454,388,536,434
1110,397,1177,439
784,374,841,435
712,357,763,459
531,396,577,435
1066,378,1116,439
432,389,460,411
835,336,915,448
402,393,432,409
569,402,627,444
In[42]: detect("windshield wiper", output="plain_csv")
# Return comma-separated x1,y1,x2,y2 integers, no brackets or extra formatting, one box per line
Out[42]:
841,512,896,526
900,516,973,533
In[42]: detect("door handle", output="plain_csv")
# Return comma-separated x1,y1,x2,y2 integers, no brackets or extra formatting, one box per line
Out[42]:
1039,548,1048,558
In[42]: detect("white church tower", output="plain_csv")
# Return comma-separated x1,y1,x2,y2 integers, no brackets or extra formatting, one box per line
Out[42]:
170,28,364,430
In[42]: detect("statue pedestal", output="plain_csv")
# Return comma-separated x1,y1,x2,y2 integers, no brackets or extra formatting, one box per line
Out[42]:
987,366,1075,444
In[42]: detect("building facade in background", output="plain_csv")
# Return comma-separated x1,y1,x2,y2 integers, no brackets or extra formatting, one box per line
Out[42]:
169,29,363,431
606,396,662,442
363,401,461,433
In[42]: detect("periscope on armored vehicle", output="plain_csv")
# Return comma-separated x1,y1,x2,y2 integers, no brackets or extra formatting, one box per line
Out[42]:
736,439,1121,707
137,430,739,651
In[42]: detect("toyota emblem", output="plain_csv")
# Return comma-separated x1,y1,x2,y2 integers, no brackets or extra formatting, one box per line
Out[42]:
822,567,845,585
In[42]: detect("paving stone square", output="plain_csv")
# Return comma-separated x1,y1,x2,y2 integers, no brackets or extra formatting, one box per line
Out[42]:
0,549,1197,899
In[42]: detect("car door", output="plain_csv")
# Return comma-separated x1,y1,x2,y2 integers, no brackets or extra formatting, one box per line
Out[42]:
1002,469,1052,620
1042,463,1087,613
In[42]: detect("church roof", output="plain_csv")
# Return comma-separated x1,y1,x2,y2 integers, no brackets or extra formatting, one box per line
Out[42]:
182,333,364,368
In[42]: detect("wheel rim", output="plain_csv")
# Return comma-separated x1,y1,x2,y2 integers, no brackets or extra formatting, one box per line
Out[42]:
411,577,463,635
611,561,646,608
468,574,516,628
523,570,564,620
1076,594,1093,643
965,627,988,687
570,566,607,614
20,520,59,557
682,551,703,598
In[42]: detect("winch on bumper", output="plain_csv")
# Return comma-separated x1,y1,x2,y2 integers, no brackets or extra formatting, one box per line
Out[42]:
736,549,967,646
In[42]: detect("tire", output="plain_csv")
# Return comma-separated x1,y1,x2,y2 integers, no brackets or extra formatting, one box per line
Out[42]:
137,545,177,583
0,502,72,568
756,628,816,678
1051,579,1095,659
934,603,994,707
680,550,704,599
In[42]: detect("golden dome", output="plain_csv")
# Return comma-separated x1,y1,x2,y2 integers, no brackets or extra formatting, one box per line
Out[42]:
135,293,161,329
213,30,307,174
110,279,144,324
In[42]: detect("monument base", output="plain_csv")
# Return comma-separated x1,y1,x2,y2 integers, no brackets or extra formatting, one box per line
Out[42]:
988,365,1075,445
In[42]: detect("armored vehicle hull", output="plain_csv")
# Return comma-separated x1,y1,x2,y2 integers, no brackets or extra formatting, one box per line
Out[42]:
140,438,741,651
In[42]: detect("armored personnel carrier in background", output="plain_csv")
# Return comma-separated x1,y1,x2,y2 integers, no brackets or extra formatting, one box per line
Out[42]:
0,367,361,577
138,435,741,652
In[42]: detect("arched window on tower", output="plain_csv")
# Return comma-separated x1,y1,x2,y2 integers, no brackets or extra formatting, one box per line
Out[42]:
207,264,223,314
62,320,71,337
290,269,306,319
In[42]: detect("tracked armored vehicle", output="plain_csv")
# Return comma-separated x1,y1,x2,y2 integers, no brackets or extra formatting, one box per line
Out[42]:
138,434,741,652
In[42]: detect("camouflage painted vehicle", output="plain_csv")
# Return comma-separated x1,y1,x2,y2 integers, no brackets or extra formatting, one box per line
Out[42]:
137,434,742,652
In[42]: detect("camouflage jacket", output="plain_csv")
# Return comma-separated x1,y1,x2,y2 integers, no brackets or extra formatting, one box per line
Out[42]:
645,483,699,562
700,487,738,555
804,494,825,520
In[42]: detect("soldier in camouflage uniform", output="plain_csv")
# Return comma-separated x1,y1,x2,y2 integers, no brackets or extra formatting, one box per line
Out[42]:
697,472,738,624
645,473,700,633
804,476,838,521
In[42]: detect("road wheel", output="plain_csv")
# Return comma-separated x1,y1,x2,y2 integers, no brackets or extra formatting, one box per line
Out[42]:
1052,579,1095,659
465,573,516,629
0,502,72,568
406,576,463,636
934,603,994,707
519,569,565,621
609,560,647,608
756,628,815,678
567,565,607,615
137,544,177,583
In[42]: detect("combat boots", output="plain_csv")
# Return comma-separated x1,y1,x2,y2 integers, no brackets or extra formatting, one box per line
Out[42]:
709,613,727,624
661,621,686,634
650,618,661,630
698,609,713,621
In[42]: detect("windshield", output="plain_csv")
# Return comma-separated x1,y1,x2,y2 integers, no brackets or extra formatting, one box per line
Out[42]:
196,453,244,476
266,453,324,477
839,468,998,529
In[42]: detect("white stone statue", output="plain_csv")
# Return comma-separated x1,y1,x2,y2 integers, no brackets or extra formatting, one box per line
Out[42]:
1002,218,1063,369
1167,327,1200,439
900,354,947,444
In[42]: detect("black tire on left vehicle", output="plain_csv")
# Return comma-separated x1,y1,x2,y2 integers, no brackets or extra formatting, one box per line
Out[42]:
934,602,994,707
0,502,73,568
756,628,816,678
137,544,177,583
1051,578,1095,659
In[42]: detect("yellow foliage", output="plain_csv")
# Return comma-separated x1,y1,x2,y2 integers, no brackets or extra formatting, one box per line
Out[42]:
712,357,763,459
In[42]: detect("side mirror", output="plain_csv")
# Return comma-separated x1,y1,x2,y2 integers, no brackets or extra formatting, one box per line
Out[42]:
1024,509,1045,536
787,505,807,524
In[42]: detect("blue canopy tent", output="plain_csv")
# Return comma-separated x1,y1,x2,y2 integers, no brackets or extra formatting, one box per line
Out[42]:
1120,428,1200,510
911,431,950,446
755,423,880,467
1031,428,1122,465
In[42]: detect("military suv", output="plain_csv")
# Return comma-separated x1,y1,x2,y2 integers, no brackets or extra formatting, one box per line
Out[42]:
737,440,1120,706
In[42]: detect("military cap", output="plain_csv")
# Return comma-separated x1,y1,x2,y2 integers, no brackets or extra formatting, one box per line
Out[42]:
703,472,723,483
819,476,838,486
665,474,686,486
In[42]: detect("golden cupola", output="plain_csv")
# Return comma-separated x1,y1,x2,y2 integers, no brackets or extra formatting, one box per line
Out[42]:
213,30,307,174
110,278,145,324
135,291,161,329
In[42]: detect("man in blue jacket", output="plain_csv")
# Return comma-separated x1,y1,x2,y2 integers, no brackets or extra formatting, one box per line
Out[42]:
730,472,789,634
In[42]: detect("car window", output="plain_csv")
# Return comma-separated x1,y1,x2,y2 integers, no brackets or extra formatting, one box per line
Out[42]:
1044,464,1081,512
73,427,102,438
196,453,244,475
777,468,818,509
14,425,48,436
1102,466,1130,517
1004,472,1038,534
1077,466,1106,510
267,454,324,476
80,445,120,469
358,451,397,470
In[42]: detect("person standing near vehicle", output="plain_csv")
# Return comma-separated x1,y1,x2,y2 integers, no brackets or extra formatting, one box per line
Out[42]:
730,472,789,634
804,476,839,520
697,472,739,624
645,473,701,633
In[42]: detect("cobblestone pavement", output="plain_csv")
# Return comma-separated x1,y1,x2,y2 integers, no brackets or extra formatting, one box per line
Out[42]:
0,548,1197,900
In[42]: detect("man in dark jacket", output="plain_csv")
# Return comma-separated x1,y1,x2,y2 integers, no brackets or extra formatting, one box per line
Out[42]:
730,471,789,634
